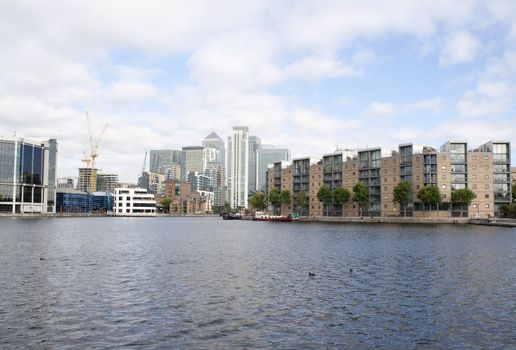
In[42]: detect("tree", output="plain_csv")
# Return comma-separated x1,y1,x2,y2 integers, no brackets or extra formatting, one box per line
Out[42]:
451,188,476,217
417,185,442,211
352,183,369,217
160,198,172,213
513,184,516,202
268,188,281,214
333,187,350,215
0,193,3,201
317,185,332,216
293,190,307,215
500,204,516,218
249,192,266,211
393,180,411,218
279,190,291,212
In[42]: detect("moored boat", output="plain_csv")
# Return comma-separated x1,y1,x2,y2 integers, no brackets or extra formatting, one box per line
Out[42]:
253,213,292,222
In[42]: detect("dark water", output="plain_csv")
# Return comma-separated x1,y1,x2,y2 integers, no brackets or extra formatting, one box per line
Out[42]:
0,217,514,349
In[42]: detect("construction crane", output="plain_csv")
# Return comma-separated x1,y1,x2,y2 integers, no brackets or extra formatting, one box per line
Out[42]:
84,111,108,192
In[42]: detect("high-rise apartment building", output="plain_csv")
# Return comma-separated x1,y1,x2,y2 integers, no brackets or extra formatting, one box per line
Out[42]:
256,146,291,192
96,173,119,193
227,127,249,208
78,167,97,192
0,136,57,213
266,140,512,218
478,141,512,212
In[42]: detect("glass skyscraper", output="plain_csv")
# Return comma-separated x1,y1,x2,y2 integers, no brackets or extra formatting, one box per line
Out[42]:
0,136,57,213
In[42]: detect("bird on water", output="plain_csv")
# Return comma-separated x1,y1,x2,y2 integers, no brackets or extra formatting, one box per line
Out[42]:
308,272,316,277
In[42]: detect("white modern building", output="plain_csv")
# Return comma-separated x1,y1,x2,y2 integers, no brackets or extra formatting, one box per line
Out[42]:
114,188,156,216
227,126,249,208
0,136,57,214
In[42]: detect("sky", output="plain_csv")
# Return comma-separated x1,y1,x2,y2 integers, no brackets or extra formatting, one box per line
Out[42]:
0,1,515,182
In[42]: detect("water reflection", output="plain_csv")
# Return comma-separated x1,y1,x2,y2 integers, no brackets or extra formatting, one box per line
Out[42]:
0,217,514,348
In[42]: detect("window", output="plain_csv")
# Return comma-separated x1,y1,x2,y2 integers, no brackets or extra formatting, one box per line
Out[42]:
384,204,387,209
484,166,489,171
484,155,488,160
442,194,447,199
442,184,446,189
472,155,476,160
485,194,489,199
485,204,490,208
484,175,489,180
442,175,446,180
416,185,420,189
416,175,420,180
442,166,446,170
442,156,446,160
472,165,477,170
484,184,489,190
472,174,477,180
472,204,477,208
384,177,387,182
472,184,477,189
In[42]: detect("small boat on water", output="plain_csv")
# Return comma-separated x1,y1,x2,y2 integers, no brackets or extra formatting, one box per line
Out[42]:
222,213,242,220
253,213,292,222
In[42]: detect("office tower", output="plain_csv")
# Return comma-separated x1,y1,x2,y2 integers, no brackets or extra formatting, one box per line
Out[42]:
149,149,184,179
182,146,204,175
0,136,57,213
202,132,225,166
227,127,249,208
247,135,261,194
257,145,291,192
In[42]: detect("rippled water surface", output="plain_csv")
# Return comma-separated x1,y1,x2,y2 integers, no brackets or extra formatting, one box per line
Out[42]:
0,217,515,349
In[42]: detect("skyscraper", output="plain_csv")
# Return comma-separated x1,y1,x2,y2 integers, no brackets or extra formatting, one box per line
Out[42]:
227,127,249,208
256,145,291,192
202,132,225,166
149,149,184,179
182,146,204,174
247,135,261,194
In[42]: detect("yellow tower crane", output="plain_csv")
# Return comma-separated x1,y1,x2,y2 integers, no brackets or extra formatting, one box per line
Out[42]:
84,111,108,193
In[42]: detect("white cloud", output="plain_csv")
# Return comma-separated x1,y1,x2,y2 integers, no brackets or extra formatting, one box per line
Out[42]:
0,1,515,182
457,81,514,117
365,98,442,117
284,55,360,81
439,30,480,66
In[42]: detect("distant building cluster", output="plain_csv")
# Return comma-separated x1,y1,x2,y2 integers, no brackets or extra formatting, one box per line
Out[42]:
141,128,291,212
267,141,513,219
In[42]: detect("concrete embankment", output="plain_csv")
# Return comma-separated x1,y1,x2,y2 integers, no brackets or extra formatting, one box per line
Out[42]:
299,216,470,225
469,219,516,227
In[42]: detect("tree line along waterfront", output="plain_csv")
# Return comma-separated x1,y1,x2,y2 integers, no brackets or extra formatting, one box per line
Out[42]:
247,181,516,219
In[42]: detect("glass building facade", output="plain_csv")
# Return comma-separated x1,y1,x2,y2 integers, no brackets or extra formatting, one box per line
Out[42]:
0,137,57,213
